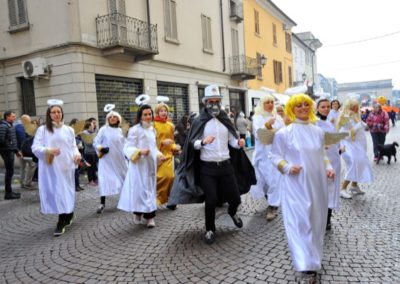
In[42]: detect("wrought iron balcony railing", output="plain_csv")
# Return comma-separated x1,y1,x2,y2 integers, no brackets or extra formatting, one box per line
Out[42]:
229,55,258,80
96,13,158,55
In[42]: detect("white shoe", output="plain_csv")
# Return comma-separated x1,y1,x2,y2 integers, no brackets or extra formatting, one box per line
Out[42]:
340,190,352,199
349,186,365,195
146,218,155,228
133,214,142,225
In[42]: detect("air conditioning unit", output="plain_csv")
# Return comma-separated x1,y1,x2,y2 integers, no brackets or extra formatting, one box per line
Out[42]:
22,57,50,78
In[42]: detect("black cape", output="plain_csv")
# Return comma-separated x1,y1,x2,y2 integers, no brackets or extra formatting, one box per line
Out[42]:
168,109,257,205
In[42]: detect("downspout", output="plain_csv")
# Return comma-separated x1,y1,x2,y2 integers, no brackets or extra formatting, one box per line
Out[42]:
146,0,152,50
220,0,226,72
2,62,9,109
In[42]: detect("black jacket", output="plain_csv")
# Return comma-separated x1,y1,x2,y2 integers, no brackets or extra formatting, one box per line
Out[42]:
168,109,256,205
0,120,18,152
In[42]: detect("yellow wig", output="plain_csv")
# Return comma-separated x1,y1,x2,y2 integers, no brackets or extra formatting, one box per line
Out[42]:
285,93,317,123
336,98,361,130
155,103,169,115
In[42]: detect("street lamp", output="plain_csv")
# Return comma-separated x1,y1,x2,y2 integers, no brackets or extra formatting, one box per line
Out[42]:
260,54,267,68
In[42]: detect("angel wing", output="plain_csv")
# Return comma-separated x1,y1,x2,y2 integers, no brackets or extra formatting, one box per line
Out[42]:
71,120,86,135
22,121,38,136
79,132,96,145
120,119,130,137
256,128,277,145
324,132,348,146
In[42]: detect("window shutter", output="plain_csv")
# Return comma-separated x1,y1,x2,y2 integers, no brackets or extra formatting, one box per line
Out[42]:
17,0,26,24
171,0,178,39
231,28,239,56
118,0,126,14
109,0,117,13
164,0,171,37
201,15,207,49
207,17,212,50
8,0,18,27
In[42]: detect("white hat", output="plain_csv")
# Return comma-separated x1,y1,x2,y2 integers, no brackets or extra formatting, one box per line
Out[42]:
156,96,169,103
202,85,222,103
47,99,64,106
135,94,151,106
104,104,115,112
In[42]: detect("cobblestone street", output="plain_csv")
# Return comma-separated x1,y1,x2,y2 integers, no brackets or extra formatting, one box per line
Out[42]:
1,126,400,283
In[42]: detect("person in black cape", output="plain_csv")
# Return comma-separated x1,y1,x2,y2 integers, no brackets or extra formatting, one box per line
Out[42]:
168,85,256,244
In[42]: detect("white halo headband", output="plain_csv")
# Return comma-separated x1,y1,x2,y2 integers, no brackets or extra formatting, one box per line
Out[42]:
135,94,151,106
104,104,116,113
47,99,64,106
157,96,169,103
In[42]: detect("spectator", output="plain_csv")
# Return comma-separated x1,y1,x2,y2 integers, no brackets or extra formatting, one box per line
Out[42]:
236,112,248,139
389,110,396,127
366,104,390,161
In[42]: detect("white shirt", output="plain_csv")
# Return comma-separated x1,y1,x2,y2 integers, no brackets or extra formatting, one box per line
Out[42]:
194,118,239,162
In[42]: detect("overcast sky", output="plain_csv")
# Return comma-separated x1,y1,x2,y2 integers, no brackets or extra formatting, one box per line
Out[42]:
272,0,400,89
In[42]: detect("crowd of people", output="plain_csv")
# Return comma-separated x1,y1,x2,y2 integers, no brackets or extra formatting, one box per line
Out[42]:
2,86,396,283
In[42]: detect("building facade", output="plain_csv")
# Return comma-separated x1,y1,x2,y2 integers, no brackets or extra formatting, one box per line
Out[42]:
1,0,255,124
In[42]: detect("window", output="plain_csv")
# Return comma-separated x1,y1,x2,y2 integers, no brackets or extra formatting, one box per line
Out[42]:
201,14,213,53
164,0,178,42
272,23,277,46
108,0,127,43
256,53,263,78
273,60,283,84
19,77,36,116
285,32,292,53
254,9,260,35
288,66,293,86
8,0,29,32
231,28,239,56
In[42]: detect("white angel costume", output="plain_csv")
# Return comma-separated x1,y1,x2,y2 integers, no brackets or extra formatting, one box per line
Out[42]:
250,113,285,206
327,109,340,125
316,119,341,209
94,125,127,196
270,120,331,272
338,116,373,183
118,123,161,213
32,125,80,214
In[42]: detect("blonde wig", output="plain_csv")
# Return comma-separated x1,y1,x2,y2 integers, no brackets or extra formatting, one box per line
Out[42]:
336,98,361,130
285,93,317,123
105,111,122,126
254,94,276,116
155,103,169,115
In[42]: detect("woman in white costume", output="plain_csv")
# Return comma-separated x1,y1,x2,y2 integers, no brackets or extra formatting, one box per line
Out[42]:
337,99,373,199
93,105,127,213
316,98,342,230
327,99,341,125
270,94,335,282
118,102,166,228
32,100,81,236
250,94,285,221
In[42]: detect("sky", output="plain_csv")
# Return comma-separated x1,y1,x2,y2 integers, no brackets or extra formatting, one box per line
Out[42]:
272,0,400,89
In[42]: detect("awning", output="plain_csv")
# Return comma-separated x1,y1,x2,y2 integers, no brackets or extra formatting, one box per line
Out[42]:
248,88,290,105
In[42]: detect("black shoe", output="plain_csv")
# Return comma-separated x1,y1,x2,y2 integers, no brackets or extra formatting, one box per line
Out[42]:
166,204,177,210
203,230,215,245
326,222,332,230
76,186,84,192
54,222,65,237
230,214,243,228
298,271,317,284
96,204,105,214
4,192,21,200
65,213,74,227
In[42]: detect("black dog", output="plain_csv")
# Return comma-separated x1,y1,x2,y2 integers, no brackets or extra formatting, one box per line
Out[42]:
376,142,399,164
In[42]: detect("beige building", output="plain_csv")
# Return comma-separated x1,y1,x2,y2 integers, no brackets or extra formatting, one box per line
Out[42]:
1,0,257,124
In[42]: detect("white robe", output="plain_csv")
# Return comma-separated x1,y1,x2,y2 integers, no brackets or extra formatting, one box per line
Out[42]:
316,119,341,210
250,113,284,206
94,126,127,196
327,109,340,125
338,118,373,183
270,121,330,272
32,125,80,214
118,124,160,213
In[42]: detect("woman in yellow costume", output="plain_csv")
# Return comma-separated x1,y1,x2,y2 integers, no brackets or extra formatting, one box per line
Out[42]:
153,96,181,209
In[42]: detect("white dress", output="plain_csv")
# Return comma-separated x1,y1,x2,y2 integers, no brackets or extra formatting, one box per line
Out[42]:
270,121,331,272
338,118,373,183
32,125,80,214
316,119,341,210
327,109,340,125
93,126,127,196
118,124,160,213
250,113,284,206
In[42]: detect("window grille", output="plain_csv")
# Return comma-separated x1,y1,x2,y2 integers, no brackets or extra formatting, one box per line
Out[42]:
157,82,189,124
19,77,36,116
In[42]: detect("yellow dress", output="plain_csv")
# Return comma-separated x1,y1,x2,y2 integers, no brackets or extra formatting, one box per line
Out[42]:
154,119,178,205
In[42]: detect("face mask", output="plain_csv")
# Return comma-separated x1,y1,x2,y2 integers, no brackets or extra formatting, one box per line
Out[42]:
206,101,221,117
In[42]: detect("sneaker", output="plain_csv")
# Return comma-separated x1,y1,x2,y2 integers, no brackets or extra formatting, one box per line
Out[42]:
146,218,155,228
265,206,277,221
166,204,177,210
96,204,105,214
230,214,243,228
203,230,215,245
4,192,21,200
340,190,352,199
133,214,142,224
54,223,65,237
349,186,365,195
65,213,74,227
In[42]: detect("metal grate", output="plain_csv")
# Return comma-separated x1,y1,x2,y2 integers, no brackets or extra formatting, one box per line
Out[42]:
95,75,142,126
19,77,36,116
157,82,189,124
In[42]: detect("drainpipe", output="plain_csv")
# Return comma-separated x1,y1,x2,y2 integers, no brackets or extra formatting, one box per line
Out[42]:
220,0,226,72
2,62,9,109
146,0,152,50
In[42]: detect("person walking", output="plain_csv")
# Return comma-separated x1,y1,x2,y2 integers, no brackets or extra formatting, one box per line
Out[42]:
80,120,98,186
0,111,22,200
366,104,390,161
93,104,127,214
236,112,248,140
168,85,256,244
31,100,81,236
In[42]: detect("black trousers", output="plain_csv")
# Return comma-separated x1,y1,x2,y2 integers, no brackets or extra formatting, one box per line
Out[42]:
134,211,156,219
0,150,15,194
200,160,241,232
84,153,98,182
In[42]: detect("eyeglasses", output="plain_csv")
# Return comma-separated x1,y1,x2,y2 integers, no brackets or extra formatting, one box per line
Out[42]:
50,111,62,114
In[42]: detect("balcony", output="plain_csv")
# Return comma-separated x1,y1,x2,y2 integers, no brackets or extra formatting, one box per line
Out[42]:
229,55,258,81
230,1,243,23
96,13,158,60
